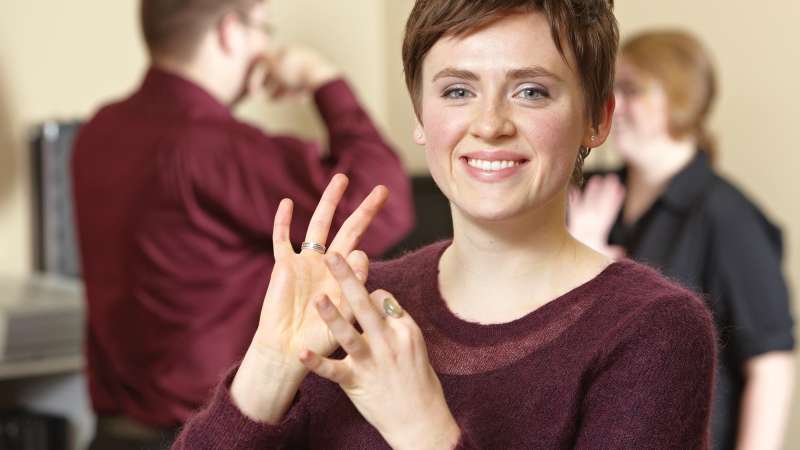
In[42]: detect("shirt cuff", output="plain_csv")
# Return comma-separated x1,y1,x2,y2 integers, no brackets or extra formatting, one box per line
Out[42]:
740,330,796,360
313,78,361,124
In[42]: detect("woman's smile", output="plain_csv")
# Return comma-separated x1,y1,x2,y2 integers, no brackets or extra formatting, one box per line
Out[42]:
459,150,530,183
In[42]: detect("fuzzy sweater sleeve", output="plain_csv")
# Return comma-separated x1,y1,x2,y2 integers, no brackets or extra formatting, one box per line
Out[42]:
171,366,309,449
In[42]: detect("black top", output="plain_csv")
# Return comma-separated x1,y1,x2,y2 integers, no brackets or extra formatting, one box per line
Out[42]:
607,152,795,450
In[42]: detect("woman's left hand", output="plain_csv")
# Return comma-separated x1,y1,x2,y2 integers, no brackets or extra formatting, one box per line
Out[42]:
299,252,461,450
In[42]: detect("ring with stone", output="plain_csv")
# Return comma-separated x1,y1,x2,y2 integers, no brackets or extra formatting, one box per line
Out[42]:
383,296,404,318
300,241,326,254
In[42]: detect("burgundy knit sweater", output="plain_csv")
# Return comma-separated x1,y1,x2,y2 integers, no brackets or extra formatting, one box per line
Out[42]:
173,241,716,449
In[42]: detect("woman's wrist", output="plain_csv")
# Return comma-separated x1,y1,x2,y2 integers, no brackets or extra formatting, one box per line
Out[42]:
384,403,461,450
230,342,308,424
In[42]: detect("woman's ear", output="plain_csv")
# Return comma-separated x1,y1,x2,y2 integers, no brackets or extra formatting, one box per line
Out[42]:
582,96,615,148
413,120,426,146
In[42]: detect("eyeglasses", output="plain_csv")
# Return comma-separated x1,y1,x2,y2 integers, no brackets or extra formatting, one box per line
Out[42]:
232,9,275,37
248,21,275,37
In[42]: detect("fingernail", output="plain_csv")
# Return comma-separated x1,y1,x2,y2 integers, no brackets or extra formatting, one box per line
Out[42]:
316,295,331,311
325,253,342,268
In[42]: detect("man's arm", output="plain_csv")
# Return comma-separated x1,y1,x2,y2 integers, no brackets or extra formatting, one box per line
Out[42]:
211,45,415,256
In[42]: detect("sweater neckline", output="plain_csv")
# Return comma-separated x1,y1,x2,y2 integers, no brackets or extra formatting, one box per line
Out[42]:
421,240,627,345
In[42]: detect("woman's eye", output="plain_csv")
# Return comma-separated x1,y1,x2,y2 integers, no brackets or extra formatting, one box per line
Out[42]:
614,83,641,98
516,87,548,100
442,88,473,99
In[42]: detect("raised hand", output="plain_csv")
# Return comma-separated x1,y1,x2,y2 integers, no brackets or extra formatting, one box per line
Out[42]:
568,174,626,259
231,174,388,423
298,253,461,450
249,44,341,100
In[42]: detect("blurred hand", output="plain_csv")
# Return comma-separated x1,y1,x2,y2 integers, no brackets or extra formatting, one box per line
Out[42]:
568,174,627,259
249,44,340,100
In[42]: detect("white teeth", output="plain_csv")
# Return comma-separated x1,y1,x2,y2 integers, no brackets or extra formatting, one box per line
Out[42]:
466,158,521,171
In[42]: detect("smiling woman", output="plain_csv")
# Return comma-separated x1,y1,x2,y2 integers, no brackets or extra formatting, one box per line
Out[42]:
414,11,602,224
172,2,717,449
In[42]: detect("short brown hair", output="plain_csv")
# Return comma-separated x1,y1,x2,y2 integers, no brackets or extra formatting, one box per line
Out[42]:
620,30,718,160
141,0,261,58
402,0,619,129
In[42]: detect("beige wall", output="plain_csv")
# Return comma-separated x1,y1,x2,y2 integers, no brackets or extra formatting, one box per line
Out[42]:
1,0,798,447
0,1,146,274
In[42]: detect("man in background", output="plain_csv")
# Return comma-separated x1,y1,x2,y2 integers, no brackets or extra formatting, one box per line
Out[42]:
71,1,414,448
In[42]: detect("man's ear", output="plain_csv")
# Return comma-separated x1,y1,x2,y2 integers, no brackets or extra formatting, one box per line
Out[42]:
216,12,242,55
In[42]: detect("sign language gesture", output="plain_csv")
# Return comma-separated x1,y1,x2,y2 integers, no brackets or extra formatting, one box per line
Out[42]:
231,174,389,424
298,254,461,450
253,174,388,359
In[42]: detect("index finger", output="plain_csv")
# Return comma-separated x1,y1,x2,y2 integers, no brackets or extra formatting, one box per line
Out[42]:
272,198,295,260
327,185,388,255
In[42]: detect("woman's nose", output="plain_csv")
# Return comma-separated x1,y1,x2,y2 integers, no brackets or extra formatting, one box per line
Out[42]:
469,102,516,141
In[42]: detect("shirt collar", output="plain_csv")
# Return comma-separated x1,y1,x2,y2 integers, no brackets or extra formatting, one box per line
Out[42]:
136,66,232,121
660,151,716,213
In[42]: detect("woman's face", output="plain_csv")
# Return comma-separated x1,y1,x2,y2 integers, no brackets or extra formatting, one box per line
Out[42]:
415,12,608,223
612,58,670,159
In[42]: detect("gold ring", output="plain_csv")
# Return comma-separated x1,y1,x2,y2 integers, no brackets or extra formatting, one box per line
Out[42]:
383,296,404,318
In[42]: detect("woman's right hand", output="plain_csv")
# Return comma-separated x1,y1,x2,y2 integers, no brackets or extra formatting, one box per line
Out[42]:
231,174,389,423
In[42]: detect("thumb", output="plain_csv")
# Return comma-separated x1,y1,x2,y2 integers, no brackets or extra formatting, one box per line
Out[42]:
246,58,270,97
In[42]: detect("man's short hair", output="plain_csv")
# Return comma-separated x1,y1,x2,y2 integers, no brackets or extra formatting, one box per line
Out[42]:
141,0,261,59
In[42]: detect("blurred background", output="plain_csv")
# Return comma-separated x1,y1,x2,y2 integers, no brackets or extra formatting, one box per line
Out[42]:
0,1,797,448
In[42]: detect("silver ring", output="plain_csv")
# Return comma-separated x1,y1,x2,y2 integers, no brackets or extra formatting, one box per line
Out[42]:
300,241,326,254
383,297,404,318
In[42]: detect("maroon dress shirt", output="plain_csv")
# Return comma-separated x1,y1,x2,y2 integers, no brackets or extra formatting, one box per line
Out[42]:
71,67,414,427
173,241,717,449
